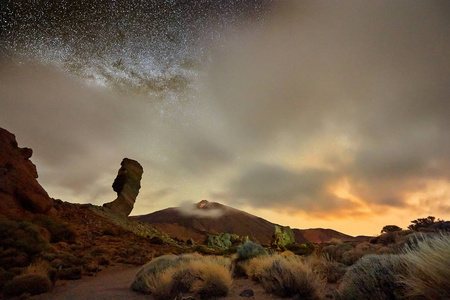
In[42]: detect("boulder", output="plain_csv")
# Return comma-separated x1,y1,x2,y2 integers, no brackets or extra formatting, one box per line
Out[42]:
103,158,143,216
0,127,55,217
271,225,295,249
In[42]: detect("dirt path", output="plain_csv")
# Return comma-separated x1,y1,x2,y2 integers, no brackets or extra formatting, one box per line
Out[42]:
32,265,150,300
32,264,286,300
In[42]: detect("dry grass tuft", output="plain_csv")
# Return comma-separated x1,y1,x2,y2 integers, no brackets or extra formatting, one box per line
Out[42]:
307,255,347,284
25,260,52,276
337,254,406,300
245,254,324,299
401,233,450,299
132,254,233,300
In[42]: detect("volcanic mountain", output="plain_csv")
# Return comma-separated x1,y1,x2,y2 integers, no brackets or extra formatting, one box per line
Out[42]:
135,200,367,245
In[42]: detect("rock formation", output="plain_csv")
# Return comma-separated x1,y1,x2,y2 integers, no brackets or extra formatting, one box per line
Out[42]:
0,127,55,217
103,158,143,217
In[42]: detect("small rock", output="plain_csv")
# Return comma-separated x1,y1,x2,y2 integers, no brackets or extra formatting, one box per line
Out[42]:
239,289,254,298
149,236,164,245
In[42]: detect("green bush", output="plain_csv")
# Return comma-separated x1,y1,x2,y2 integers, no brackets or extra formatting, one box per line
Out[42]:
3,273,52,297
236,241,266,261
338,254,406,300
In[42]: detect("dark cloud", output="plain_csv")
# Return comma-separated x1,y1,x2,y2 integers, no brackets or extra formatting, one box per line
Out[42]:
148,188,176,200
224,163,360,215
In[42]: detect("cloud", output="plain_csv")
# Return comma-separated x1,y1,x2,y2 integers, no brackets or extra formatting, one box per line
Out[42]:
148,187,177,200
205,0,450,215
177,201,223,218
223,163,360,216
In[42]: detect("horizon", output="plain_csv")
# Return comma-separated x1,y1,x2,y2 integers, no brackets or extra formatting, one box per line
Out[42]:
1,1,450,237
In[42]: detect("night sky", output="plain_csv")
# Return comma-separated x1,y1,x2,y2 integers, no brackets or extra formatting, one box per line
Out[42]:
1,1,449,236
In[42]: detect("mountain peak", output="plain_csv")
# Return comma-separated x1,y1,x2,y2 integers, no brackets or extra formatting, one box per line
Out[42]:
197,200,210,209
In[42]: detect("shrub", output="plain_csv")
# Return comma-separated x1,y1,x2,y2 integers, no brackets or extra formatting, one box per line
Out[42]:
308,255,347,284
25,260,51,276
285,243,315,256
236,241,266,261
132,254,181,294
403,232,434,249
401,233,450,299
32,215,77,243
245,255,323,299
321,243,354,265
0,218,49,257
132,254,233,300
341,242,377,265
338,254,406,300
3,273,52,297
408,216,439,231
189,258,233,299
381,225,402,233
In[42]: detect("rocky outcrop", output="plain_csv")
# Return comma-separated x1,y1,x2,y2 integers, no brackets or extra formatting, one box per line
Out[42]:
0,127,55,217
271,225,295,249
103,158,143,217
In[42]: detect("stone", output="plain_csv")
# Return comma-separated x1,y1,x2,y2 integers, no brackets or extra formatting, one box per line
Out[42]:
103,158,143,216
149,236,164,245
239,289,254,298
0,127,55,217
271,225,295,249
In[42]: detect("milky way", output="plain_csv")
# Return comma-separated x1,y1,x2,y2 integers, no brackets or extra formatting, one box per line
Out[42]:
1,0,272,94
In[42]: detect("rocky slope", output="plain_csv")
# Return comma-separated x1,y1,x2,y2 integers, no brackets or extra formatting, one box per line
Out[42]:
135,200,364,244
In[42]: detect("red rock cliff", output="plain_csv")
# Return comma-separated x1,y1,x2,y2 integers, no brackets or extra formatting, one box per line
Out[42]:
0,127,55,217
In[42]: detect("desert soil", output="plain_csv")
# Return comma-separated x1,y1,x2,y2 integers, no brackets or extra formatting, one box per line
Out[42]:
31,264,285,300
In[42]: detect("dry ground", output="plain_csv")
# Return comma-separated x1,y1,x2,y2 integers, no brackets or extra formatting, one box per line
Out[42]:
31,264,289,300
